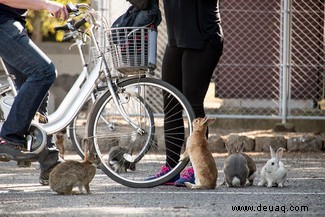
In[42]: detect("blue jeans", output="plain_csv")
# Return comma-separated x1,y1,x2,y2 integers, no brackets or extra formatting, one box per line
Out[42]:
0,19,61,171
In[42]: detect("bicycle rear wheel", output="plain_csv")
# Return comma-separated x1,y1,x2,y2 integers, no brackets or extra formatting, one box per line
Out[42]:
88,77,195,188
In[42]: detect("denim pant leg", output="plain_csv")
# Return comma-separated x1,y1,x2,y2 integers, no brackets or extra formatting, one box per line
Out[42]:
0,20,56,142
0,20,61,171
4,64,63,171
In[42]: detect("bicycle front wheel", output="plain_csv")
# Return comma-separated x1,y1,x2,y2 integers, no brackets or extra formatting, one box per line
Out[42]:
88,77,195,188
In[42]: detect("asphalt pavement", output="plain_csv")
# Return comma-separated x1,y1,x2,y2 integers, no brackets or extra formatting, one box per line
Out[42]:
0,152,324,217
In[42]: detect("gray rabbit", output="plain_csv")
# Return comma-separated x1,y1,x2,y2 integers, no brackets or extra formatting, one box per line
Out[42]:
108,146,136,173
223,142,249,187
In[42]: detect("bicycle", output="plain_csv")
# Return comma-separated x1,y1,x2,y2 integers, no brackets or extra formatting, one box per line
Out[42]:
0,3,195,188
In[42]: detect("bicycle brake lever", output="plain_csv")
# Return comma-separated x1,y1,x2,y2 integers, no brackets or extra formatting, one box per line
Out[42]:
69,42,79,50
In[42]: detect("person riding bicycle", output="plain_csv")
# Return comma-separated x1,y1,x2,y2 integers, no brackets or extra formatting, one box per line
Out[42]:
0,0,68,185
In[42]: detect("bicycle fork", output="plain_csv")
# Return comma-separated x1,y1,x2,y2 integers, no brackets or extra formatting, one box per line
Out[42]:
104,73,146,136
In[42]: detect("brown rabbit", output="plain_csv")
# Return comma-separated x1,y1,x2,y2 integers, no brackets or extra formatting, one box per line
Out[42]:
179,117,217,189
49,139,100,195
54,132,65,159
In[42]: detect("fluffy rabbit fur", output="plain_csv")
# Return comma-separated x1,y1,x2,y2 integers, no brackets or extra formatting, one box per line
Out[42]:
54,132,65,159
223,142,249,187
179,117,217,189
241,152,257,186
108,146,136,173
49,139,100,195
258,146,287,187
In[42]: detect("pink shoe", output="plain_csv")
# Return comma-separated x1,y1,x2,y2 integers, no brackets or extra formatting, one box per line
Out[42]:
145,165,180,185
175,167,195,187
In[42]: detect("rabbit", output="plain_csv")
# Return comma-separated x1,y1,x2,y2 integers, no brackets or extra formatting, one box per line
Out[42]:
49,139,100,195
108,146,136,173
223,142,249,187
54,131,65,159
223,141,257,186
241,152,257,186
179,117,217,189
258,146,287,188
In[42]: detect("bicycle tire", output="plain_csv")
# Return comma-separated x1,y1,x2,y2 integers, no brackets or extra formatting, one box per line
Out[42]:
68,98,93,158
88,77,195,188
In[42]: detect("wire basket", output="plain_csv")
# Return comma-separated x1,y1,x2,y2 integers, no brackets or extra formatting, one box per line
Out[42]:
106,27,157,75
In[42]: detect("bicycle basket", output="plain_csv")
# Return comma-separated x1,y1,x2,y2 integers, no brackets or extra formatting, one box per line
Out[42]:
106,27,157,75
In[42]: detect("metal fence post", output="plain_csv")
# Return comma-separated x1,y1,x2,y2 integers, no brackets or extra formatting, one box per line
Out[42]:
280,0,292,124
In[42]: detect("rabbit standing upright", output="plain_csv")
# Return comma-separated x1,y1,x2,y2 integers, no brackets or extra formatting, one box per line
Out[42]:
258,146,287,187
223,142,249,187
179,117,217,189
49,139,100,195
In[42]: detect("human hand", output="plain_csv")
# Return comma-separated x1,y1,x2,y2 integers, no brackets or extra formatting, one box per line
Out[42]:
45,1,69,20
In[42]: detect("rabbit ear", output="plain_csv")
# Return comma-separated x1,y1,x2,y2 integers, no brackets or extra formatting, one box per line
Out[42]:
82,138,93,161
206,118,216,126
225,143,231,155
201,116,208,124
275,147,285,161
270,146,276,158
201,116,215,126
236,142,244,153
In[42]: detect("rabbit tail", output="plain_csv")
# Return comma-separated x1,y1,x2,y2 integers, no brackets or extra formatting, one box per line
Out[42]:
232,177,241,187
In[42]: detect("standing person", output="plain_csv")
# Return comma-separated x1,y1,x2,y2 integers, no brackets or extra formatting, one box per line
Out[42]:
147,0,224,186
0,0,68,185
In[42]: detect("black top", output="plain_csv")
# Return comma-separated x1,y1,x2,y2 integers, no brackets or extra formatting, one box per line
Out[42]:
0,4,27,25
163,0,221,49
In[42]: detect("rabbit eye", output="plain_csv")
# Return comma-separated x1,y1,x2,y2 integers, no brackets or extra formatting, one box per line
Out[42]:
271,162,274,166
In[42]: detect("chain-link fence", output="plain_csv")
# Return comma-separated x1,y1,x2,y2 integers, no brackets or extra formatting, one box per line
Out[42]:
214,0,324,121
93,0,325,121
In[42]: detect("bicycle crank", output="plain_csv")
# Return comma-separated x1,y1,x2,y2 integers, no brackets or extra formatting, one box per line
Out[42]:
26,122,47,154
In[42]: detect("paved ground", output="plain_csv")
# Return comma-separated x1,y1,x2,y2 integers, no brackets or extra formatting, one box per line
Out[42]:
0,152,324,217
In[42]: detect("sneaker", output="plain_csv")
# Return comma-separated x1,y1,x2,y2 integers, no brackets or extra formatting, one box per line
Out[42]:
39,170,50,186
145,165,180,185
175,167,195,187
39,163,60,186
0,139,38,161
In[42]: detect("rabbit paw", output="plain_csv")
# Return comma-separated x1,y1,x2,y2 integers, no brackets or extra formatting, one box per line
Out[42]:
179,155,188,161
257,181,265,187
184,182,194,188
267,183,273,188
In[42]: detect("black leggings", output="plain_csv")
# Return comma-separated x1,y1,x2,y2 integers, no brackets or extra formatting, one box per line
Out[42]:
162,37,223,168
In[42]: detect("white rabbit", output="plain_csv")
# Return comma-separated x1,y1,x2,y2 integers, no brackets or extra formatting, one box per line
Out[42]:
258,146,287,188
